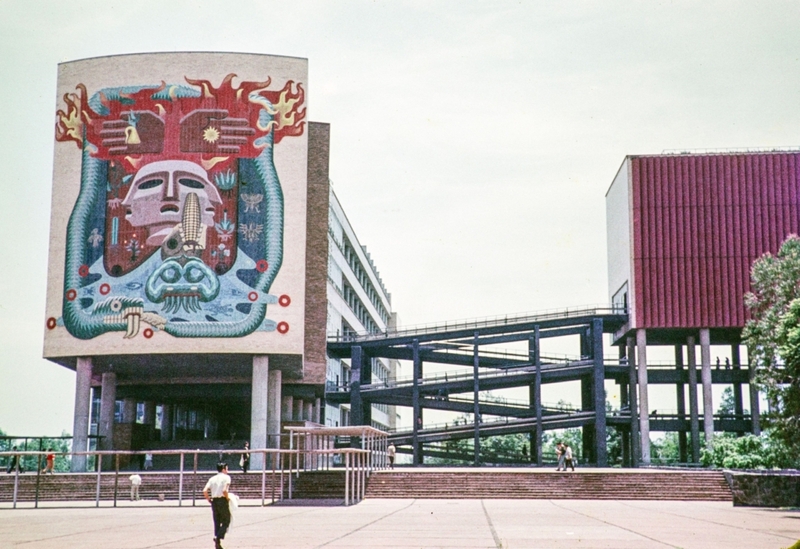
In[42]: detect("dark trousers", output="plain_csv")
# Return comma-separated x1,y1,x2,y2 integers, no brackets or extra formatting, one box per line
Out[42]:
211,497,231,540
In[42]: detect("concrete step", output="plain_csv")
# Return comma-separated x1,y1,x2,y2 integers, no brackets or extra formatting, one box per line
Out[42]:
364,470,732,501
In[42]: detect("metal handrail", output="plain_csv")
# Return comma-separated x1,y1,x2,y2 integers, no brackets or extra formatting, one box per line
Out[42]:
328,304,625,342
0,446,373,509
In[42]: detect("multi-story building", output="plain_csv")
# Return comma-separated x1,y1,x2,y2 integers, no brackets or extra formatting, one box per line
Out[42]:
325,189,399,431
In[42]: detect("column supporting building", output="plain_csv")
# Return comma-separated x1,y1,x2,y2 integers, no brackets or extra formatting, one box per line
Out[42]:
636,329,651,464
267,370,282,453
98,371,117,468
675,345,687,462
699,328,714,449
250,355,269,470
626,336,639,467
71,357,92,472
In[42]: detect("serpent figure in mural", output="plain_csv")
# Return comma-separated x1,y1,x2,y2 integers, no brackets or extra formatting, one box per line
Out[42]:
53,76,305,339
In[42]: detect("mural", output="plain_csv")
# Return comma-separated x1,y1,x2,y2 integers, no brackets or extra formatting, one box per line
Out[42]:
51,74,305,340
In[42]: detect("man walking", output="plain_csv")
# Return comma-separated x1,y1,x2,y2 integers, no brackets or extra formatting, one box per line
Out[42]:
203,462,232,549
387,443,396,469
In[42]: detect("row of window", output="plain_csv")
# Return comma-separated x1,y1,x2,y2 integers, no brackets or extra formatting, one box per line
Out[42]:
340,236,390,325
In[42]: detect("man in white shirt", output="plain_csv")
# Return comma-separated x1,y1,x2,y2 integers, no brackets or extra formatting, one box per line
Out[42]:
129,474,142,501
203,462,232,549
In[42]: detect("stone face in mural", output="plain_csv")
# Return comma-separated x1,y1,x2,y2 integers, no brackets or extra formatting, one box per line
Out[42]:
49,67,305,343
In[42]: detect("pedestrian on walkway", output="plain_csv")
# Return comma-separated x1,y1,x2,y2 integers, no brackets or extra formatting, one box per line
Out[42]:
387,443,396,469
239,442,250,474
564,444,575,471
6,446,22,474
203,462,232,549
129,473,142,500
42,448,55,474
144,452,153,470
555,442,565,471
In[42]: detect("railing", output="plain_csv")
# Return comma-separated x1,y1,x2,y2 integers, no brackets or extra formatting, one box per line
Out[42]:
0,445,372,509
328,304,625,342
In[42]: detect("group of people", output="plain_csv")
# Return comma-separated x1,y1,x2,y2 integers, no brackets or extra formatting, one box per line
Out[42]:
4,446,56,474
555,441,575,471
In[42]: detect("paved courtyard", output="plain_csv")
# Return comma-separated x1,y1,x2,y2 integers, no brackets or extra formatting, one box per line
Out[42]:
2,498,799,549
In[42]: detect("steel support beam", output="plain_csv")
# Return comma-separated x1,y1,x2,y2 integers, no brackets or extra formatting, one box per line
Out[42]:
592,318,607,467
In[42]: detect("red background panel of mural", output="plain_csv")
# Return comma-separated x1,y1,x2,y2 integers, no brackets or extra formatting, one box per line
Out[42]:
631,153,800,329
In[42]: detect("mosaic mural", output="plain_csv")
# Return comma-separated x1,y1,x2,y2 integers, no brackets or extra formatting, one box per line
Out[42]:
50,74,305,340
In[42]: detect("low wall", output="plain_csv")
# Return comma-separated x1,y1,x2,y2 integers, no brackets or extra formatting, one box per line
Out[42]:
725,470,800,507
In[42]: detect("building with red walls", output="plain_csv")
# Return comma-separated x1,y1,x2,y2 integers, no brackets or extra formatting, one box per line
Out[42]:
607,150,800,463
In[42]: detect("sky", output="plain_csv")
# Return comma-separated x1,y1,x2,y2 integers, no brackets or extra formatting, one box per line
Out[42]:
1,1,800,435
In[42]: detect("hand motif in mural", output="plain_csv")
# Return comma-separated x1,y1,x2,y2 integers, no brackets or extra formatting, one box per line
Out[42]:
100,110,165,155
180,109,256,154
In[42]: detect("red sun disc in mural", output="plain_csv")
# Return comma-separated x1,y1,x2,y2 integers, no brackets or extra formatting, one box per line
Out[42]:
277,321,289,334
66,289,77,301
47,317,57,330
279,294,291,307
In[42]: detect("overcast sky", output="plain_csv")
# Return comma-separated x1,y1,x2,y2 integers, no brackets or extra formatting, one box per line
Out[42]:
2,1,800,435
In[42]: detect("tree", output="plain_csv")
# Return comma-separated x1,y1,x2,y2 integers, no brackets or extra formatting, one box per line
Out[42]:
743,235,800,454
701,433,793,469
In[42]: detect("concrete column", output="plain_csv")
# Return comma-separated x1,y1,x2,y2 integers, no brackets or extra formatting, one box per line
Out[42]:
304,401,313,422
313,398,321,424
160,404,172,442
282,396,294,422
143,401,156,441
636,330,651,464
627,336,639,468
99,372,117,455
687,337,700,462
267,370,282,451
700,328,714,449
121,398,137,424
71,357,92,472
250,355,269,469
293,399,304,422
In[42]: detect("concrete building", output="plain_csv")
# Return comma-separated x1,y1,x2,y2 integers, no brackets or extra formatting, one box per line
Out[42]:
325,189,399,431
42,52,395,470
606,150,800,463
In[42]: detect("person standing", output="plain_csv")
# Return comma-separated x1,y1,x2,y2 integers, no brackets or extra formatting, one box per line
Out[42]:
6,446,22,474
42,448,55,474
204,462,232,549
555,442,565,471
564,444,575,472
240,442,250,474
387,443,396,469
129,473,142,500
144,452,153,470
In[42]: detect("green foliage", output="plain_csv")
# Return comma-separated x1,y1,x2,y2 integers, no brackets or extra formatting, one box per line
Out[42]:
700,433,794,469
650,432,682,464
744,235,800,451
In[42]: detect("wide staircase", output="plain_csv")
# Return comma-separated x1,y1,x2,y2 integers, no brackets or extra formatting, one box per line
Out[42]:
1,469,732,503
0,470,346,503
364,470,733,501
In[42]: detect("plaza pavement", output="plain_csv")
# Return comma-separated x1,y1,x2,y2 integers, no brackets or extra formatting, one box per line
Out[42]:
2,498,800,549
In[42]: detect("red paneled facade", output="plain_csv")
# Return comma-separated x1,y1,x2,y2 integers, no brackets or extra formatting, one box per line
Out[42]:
630,152,800,329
